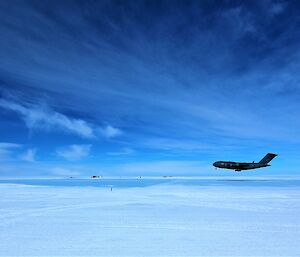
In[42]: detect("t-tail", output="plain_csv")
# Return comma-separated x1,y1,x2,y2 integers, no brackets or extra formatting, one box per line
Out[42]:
259,153,278,164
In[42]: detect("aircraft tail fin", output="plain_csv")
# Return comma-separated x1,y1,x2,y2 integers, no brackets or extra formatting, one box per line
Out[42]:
259,153,278,164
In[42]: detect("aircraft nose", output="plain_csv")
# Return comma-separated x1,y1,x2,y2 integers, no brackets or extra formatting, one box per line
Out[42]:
213,162,218,167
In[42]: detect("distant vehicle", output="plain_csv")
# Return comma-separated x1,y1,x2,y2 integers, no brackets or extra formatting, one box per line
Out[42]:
91,175,101,179
213,153,277,172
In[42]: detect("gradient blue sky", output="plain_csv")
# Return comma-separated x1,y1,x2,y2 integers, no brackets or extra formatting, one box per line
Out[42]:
0,0,299,177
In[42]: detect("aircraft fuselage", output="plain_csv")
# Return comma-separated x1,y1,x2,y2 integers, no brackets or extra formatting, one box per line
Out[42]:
213,161,270,172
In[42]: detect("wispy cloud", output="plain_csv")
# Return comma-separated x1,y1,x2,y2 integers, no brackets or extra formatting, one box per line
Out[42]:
0,142,22,161
0,99,95,138
56,144,91,161
107,147,135,156
99,125,123,139
0,99,123,139
0,143,21,149
269,2,287,16
19,148,36,162
0,143,38,162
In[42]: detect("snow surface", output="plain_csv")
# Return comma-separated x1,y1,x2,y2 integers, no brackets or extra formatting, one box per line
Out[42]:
0,179,300,256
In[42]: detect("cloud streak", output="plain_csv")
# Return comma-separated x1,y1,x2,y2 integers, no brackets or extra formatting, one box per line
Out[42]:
19,148,36,162
0,142,22,161
56,144,91,161
0,99,122,139
0,99,95,138
107,147,135,156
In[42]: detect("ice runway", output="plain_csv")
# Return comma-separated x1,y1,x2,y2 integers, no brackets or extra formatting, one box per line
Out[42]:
0,178,300,256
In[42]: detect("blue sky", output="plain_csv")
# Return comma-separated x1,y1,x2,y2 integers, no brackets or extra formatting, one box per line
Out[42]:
0,0,299,177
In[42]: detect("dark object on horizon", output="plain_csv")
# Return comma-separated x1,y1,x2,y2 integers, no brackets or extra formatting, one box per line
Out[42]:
91,175,101,179
213,153,277,172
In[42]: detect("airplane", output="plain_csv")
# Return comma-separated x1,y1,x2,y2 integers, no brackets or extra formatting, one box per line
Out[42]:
213,153,277,172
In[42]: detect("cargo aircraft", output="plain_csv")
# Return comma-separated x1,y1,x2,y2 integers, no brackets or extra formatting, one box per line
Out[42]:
213,153,277,172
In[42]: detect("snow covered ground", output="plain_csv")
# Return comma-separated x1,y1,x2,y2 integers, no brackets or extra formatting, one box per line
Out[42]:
0,178,300,256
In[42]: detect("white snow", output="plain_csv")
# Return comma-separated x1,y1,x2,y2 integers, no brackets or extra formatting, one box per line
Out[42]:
0,180,300,256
